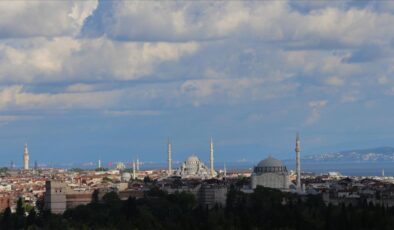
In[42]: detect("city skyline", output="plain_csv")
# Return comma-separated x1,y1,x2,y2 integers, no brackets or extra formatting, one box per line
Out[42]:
0,1,394,163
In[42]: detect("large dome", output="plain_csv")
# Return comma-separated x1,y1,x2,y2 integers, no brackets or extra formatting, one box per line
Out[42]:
186,155,200,165
257,156,284,167
254,156,287,173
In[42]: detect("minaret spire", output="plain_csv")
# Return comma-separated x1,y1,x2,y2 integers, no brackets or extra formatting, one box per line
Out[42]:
223,163,227,178
167,138,172,176
132,160,136,180
295,133,301,192
23,144,29,170
210,137,215,178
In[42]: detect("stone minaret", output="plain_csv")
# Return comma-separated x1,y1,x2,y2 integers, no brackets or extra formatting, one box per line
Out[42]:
132,160,136,180
23,144,29,170
136,157,140,171
295,133,301,192
167,138,172,176
210,137,215,177
223,163,227,178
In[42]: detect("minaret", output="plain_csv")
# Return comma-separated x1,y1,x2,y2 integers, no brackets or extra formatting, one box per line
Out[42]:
223,163,227,178
132,160,136,180
136,157,140,171
23,144,29,170
210,137,215,178
167,138,172,176
295,133,301,192
98,159,101,169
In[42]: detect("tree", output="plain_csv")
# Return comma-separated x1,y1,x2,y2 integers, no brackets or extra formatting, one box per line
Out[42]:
16,197,25,217
143,176,152,184
1,207,11,229
91,189,99,204
26,208,37,227
102,191,120,205
15,197,25,229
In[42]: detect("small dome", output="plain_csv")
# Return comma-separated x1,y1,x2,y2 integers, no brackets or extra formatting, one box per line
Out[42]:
257,156,284,168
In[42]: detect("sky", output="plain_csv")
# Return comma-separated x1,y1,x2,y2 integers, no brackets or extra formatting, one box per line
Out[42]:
0,0,394,167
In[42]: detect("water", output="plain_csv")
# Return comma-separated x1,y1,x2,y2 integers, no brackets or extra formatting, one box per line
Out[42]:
283,160,394,176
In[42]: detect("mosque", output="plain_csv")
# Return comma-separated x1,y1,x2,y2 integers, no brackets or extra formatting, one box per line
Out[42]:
251,134,302,192
167,138,217,179
251,156,290,190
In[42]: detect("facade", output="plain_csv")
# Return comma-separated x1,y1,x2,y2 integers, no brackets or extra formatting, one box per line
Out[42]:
251,156,290,190
169,138,217,179
23,144,29,170
175,155,217,179
198,184,227,208
0,194,11,212
44,181,67,214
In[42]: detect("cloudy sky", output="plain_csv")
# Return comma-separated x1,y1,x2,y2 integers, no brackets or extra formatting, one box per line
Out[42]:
1,0,394,166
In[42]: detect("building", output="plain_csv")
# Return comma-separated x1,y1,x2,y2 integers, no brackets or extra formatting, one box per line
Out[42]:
198,184,227,208
171,138,217,179
44,181,66,214
175,155,216,179
251,156,290,190
23,144,29,170
0,193,11,212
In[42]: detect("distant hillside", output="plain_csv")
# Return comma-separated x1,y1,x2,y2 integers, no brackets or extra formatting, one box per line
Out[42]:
304,147,394,162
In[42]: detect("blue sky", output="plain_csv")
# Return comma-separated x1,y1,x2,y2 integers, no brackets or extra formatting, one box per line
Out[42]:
0,0,394,167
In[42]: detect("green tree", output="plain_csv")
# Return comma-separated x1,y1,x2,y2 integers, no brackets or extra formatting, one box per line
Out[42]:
15,197,25,229
26,208,37,228
1,207,11,229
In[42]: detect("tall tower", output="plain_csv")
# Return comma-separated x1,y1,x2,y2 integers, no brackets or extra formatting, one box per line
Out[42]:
295,133,301,192
167,138,172,176
132,160,136,180
98,159,101,169
210,137,215,178
223,163,227,178
23,144,29,170
136,157,140,171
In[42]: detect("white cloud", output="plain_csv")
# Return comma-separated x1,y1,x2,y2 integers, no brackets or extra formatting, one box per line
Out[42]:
0,1,97,38
325,76,345,86
0,37,198,83
306,100,328,125
0,85,121,111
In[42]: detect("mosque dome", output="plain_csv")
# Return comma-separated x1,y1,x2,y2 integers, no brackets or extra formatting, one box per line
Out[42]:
254,156,287,173
257,156,284,168
186,155,200,165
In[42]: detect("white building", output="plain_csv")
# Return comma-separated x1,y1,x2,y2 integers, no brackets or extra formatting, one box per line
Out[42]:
168,138,217,179
175,155,217,179
251,156,290,190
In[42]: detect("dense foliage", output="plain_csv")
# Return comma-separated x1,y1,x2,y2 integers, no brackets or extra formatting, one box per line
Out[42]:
2,186,394,229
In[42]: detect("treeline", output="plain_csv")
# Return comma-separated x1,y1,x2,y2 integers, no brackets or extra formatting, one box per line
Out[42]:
2,186,394,229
